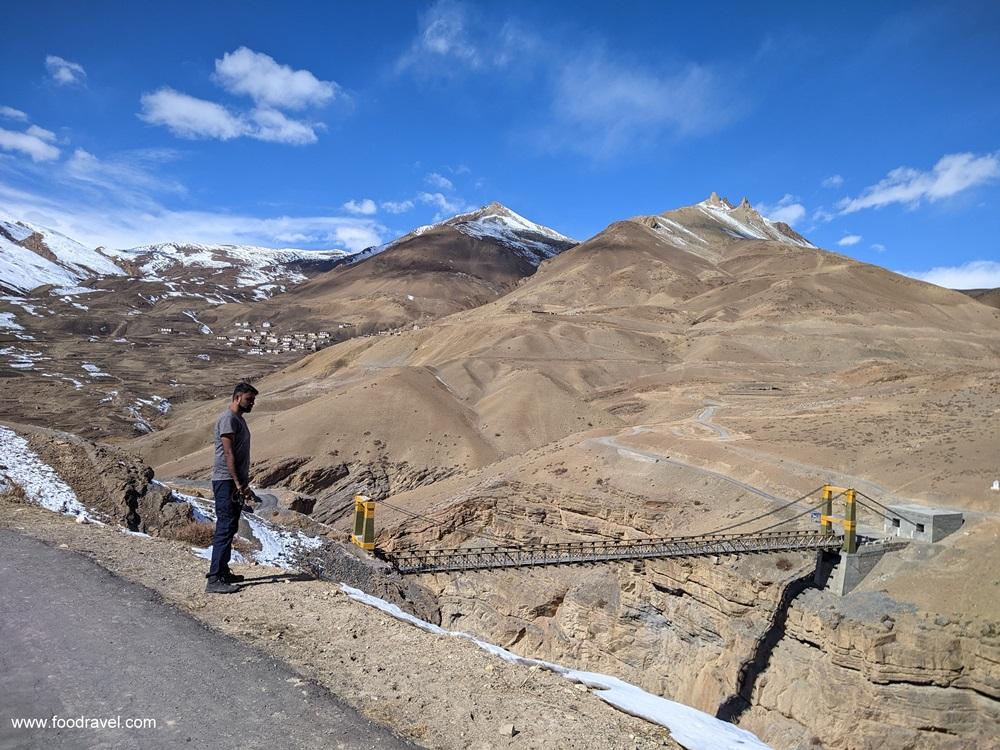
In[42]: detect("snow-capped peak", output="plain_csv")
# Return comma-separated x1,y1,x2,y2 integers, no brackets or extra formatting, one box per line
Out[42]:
444,202,577,263
447,202,575,244
693,193,815,248
352,202,576,267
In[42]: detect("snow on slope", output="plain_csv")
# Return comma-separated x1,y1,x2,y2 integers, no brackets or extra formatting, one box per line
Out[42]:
352,203,576,267
0,217,124,294
448,202,576,260
695,194,815,248
342,584,773,750
0,233,91,293
103,242,349,287
0,425,98,521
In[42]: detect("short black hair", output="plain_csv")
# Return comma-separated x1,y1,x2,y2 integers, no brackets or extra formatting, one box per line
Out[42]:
232,382,259,400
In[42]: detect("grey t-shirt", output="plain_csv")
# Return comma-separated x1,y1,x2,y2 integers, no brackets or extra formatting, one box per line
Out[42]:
212,410,251,484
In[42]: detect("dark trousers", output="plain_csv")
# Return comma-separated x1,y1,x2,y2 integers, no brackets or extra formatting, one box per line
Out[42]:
208,480,242,578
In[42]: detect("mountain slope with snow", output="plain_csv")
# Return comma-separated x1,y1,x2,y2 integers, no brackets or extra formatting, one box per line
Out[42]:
355,202,576,267
0,217,124,294
233,202,577,333
444,202,577,263
637,192,814,264
103,242,349,290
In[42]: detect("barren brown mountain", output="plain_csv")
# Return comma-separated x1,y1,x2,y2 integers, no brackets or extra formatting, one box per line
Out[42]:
137,195,1000,749
963,287,1000,309
211,202,577,335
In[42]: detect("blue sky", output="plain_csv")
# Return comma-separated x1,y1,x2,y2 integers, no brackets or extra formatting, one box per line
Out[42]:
1,1,999,287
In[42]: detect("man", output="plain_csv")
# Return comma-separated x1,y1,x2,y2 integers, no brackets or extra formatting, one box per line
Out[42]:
206,382,259,594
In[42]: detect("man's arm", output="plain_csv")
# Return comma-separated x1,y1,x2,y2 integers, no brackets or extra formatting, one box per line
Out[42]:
220,434,247,492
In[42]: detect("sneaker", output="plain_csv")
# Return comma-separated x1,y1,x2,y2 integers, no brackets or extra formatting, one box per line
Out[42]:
205,576,239,594
221,571,245,583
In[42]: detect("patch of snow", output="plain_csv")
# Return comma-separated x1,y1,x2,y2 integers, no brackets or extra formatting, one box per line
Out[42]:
105,242,346,288
0,425,100,522
244,513,324,567
51,286,99,296
0,234,79,293
0,297,45,317
0,219,33,242
340,585,772,750
127,402,154,433
182,309,213,334
196,354,211,361
0,312,23,331
0,216,123,293
190,545,247,564
81,362,111,378
1,346,45,370
695,200,815,249
175,490,322,567
453,206,574,263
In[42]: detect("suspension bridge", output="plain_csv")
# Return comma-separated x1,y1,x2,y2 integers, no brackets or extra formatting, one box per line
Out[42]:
350,485,912,576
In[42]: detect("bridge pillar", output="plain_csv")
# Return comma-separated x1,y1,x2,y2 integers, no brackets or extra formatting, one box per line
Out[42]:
351,495,376,552
820,487,834,536
843,489,857,554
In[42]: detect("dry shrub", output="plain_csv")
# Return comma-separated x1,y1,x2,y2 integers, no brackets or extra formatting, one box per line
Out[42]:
0,480,29,504
168,519,216,547
164,519,255,559
232,537,254,558
775,557,794,571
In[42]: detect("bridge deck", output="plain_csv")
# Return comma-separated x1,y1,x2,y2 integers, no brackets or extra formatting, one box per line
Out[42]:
387,530,844,575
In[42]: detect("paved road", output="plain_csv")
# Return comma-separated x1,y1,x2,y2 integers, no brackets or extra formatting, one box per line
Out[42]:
0,530,415,750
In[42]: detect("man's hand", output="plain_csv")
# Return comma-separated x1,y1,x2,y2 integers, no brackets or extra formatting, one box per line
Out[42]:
234,485,258,513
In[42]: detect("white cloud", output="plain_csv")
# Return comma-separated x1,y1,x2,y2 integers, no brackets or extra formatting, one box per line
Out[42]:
397,5,735,158
397,0,481,72
0,127,60,162
343,198,377,215
812,207,835,224
249,107,319,145
900,260,1000,289
0,106,28,122
425,172,454,190
822,174,844,189
381,199,415,214
755,194,806,226
139,88,247,140
396,1,533,77
45,55,86,86
0,178,387,252
138,89,319,145
837,234,862,246
839,152,1000,214
213,47,338,110
25,125,56,142
544,53,736,157
64,148,185,198
871,243,886,253
418,191,468,219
